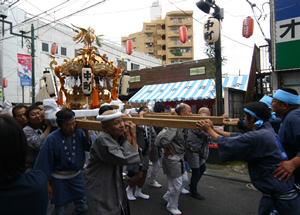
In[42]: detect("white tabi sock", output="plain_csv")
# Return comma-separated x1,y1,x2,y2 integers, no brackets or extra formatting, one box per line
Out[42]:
126,186,136,201
135,187,150,199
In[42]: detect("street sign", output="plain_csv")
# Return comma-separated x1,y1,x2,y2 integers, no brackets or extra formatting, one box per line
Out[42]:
275,0,300,70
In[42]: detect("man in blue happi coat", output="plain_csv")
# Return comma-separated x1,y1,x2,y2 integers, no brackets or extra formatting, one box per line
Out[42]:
34,108,92,215
272,88,300,183
199,102,300,214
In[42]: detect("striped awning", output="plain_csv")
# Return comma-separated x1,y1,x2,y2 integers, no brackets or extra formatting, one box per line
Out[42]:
129,75,249,103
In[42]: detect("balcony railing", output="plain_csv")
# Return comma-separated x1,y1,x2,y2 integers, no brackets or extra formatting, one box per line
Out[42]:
259,45,272,72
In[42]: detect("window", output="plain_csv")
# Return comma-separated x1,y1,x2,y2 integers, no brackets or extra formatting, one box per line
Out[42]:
190,66,206,76
131,63,140,70
61,47,67,56
42,42,67,56
132,38,136,42
170,28,178,33
170,18,177,23
178,18,184,23
42,42,49,52
133,47,136,51
130,75,140,83
171,39,177,45
180,48,191,53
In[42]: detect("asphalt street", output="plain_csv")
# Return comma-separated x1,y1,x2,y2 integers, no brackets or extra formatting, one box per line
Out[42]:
125,167,260,215
65,164,261,215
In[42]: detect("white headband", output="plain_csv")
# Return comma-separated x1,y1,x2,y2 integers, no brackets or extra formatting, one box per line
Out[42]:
96,112,122,122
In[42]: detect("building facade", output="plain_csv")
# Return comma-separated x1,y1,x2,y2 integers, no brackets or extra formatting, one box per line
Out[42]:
270,0,300,93
124,59,213,101
121,10,194,65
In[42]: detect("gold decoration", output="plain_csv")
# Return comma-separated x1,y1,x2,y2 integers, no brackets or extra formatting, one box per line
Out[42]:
51,25,125,107
71,24,103,48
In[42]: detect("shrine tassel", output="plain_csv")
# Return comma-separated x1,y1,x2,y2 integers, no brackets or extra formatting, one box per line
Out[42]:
58,90,63,105
92,88,98,107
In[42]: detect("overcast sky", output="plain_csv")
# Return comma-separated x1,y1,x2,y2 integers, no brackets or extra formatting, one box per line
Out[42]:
13,0,271,76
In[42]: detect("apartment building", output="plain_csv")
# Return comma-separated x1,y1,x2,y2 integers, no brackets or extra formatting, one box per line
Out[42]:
121,10,194,65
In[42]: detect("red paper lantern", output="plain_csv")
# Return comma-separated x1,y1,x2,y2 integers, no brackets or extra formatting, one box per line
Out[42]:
179,25,187,43
126,40,133,55
242,16,254,38
2,78,8,88
51,42,57,55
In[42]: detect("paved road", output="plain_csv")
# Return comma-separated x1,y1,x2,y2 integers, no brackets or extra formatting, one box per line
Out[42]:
126,167,260,215
65,165,260,215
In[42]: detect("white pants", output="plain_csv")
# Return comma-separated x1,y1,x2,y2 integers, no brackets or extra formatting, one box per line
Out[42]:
150,157,162,183
164,171,189,210
47,200,54,215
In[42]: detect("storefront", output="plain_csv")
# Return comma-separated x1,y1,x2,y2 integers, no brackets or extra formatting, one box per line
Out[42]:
129,75,249,116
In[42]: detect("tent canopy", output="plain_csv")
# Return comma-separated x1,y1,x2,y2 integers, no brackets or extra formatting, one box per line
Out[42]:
129,75,249,103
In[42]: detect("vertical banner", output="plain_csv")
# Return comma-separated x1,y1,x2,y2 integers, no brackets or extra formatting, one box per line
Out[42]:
17,54,32,86
0,88,3,106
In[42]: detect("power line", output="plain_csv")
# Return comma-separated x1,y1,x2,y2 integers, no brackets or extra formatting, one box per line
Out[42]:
65,0,186,17
21,0,70,23
245,0,268,42
25,0,82,23
24,0,106,34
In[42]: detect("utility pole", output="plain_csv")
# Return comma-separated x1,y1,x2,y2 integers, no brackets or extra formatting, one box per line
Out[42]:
213,5,223,116
31,24,35,104
196,0,224,116
0,19,35,104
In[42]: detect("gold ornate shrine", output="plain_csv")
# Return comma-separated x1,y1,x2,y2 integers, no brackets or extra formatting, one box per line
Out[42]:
50,24,126,110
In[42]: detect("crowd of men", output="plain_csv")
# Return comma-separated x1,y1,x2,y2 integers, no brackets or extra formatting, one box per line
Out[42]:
0,87,300,215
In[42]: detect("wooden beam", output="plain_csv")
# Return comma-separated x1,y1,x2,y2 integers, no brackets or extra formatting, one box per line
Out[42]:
75,115,222,131
122,117,201,129
111,105,120,109
131,114,223,124
76,119,103,131
124,105,133,109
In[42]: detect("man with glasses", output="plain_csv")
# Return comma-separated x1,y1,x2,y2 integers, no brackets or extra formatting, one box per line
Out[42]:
272,88,300,183
23,105,52,171
34,101,45,120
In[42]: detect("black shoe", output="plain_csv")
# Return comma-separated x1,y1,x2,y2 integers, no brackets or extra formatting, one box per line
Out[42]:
191,193,205,200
